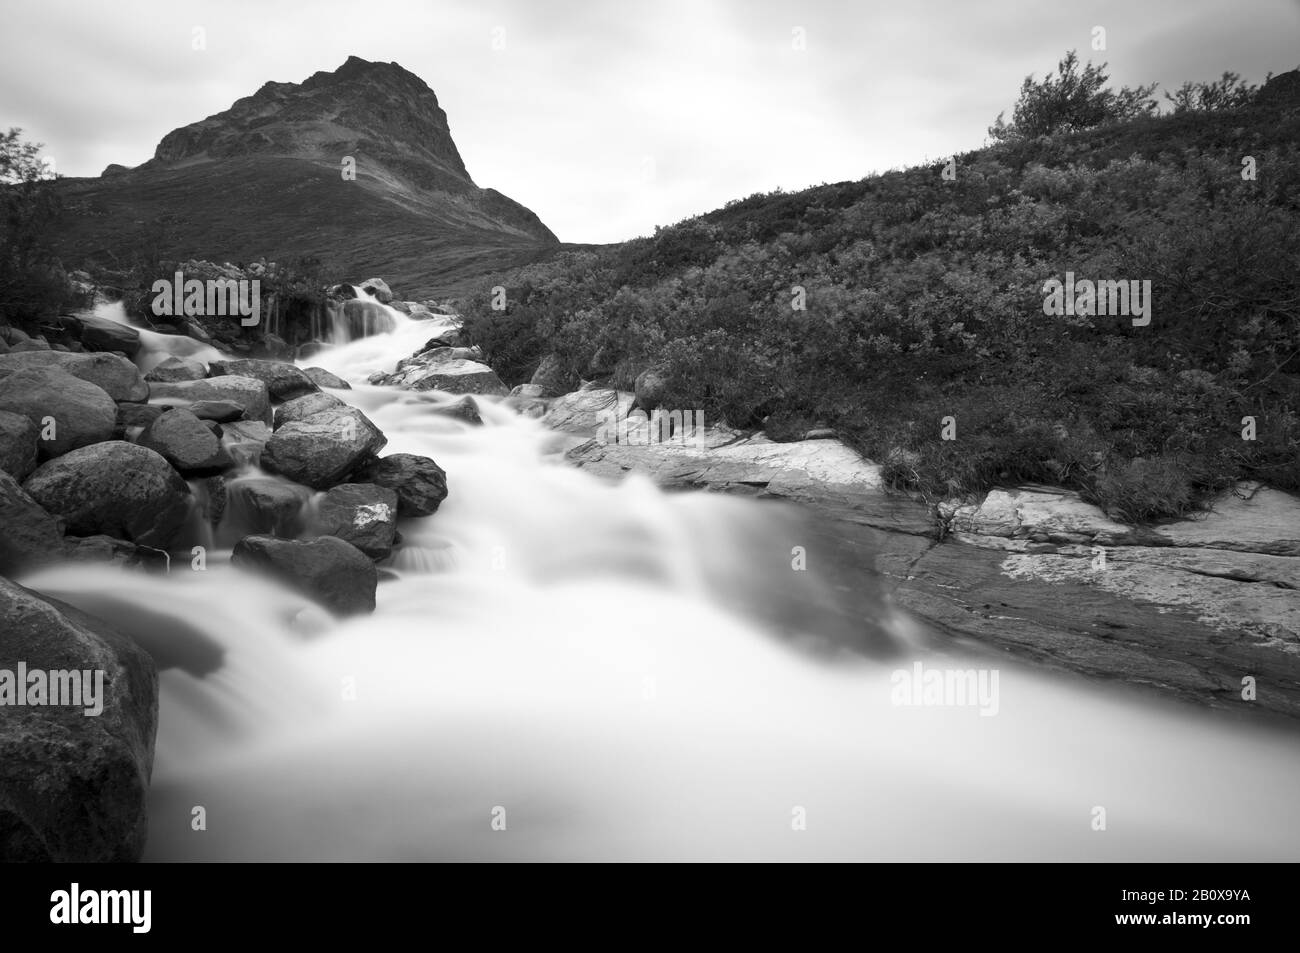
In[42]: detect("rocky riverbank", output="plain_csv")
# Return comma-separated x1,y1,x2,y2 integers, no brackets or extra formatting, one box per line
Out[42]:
0,285,456,860
504,383,1300,723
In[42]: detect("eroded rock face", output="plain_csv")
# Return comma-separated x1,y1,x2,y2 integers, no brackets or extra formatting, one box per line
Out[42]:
260,405,386,490
0,578,158,861
231,534,377,616
542,387,635,436
0,366,117,458
23,442,192,549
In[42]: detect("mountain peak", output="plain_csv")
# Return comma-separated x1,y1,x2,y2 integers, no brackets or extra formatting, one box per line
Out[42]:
153,55,470,185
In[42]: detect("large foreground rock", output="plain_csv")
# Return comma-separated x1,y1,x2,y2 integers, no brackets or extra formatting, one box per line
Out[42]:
232,535,377,615
61,313,142,357
0,367,117,458
0,471,66,575
209,359,318,401
23,442,191,548
0,577,158,861
352,453,448,517
318,483,398,559
148,375,271,425
138,408,233,476
0,351,148,402
261,406,386,490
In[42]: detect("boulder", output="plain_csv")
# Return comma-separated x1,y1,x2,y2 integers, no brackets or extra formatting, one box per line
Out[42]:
383,358,509,395
0,350,148,402
1152,483,1300,556
208,359,318,402
149,376,271,425
249,333,292,361
273,391,347,429
352,453,448,517
430,395,482,426
542,387,635,436
261,405,386,490
359,277,393,303
318,483,398,559
0,410,39,481
188,400,244,423
633,369,669,413
341,298,397,337
65,535,171,572
227,478,312,538
0,366,117,458
64,314,141,357
532,354,577,398
0,471,67,575
302,366,351,390
231,535,377,616
144,355,207,383
23,442,191,548
117,403,168,431
138,409,234,476
0,577,158,861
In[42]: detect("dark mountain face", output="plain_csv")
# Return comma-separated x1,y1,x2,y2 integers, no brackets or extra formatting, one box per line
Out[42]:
54,56,560,298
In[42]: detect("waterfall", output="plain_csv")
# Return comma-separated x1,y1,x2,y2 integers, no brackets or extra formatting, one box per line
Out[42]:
19,296,1300,861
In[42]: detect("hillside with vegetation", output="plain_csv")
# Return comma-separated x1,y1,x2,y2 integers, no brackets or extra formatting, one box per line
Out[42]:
459,55,1300,523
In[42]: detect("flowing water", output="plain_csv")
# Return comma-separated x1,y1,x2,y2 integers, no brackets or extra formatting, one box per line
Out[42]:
17,295,1300,860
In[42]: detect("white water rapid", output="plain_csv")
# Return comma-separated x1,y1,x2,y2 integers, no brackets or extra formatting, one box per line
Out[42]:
17,295,1300,861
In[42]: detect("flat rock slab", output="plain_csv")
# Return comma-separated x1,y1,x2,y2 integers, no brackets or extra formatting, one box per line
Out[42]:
566,433,885,496
1152,483,1300,556
894,540,1300,721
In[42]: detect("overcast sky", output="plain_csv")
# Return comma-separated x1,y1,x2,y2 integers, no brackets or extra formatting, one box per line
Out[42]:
3,0,1296,244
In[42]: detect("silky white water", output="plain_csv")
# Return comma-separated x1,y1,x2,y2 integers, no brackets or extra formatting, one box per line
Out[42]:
20,297,1300,860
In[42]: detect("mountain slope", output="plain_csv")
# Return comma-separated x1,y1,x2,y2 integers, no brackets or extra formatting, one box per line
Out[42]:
53,56,559,298
458,70,1300,522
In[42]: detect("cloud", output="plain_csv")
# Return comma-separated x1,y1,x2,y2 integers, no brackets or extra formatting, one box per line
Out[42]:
2,0,1296,242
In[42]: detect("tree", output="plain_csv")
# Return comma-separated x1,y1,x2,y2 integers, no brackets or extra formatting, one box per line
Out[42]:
0,128,67,324
989,51,1158,141
1165,72,1259,113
